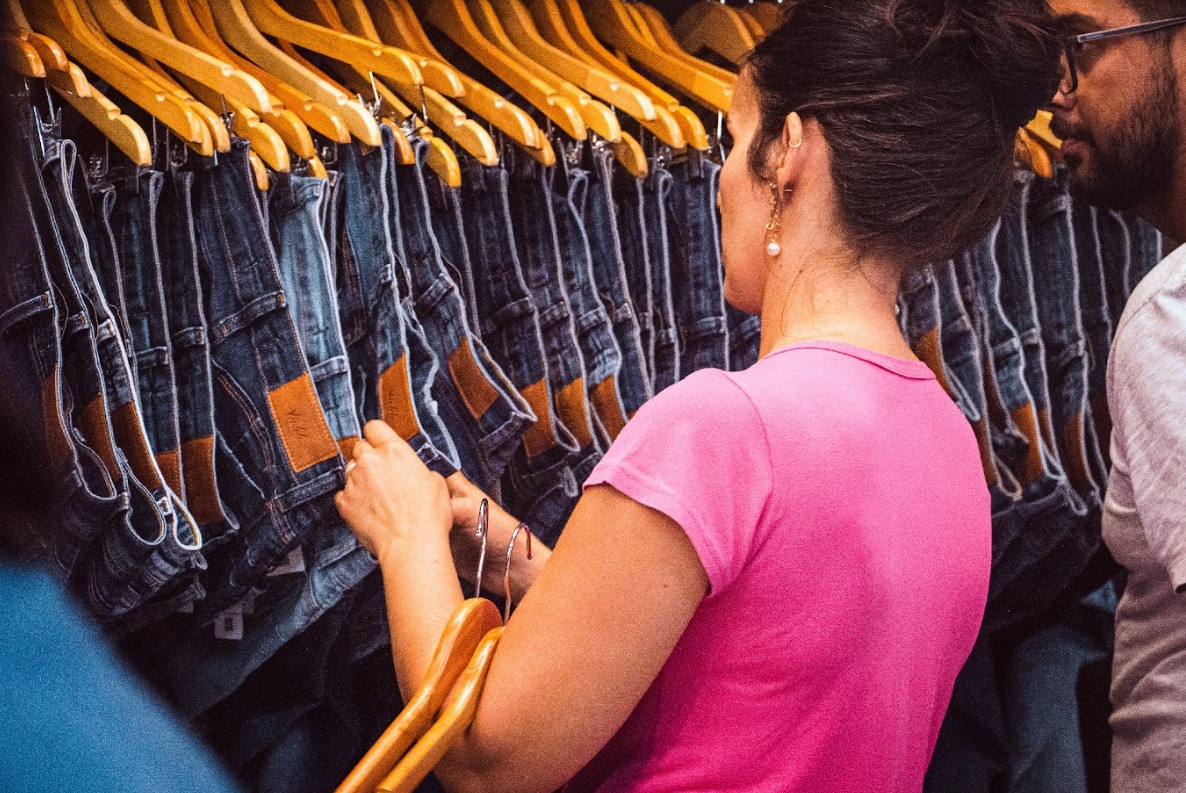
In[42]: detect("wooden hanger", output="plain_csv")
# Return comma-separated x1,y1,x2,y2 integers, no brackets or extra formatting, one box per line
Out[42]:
747,1,785,34
362,0,554,162
239,0,425,89
582,0,731,113
673,1,756,66
735,5,766,39
187,0,350,145
24,0,211,152
206,0,382,145
494,0,655,125
627,2,738,88
466,0,618,141
249,149,270,188
334,599,502,793
290,0,498,166
376,626,505,793
142,0,317,159
539,0,707,149
611,128,647,177
3,31,43,76
85,0,273,112
409,0,587,140
1025,110,1063,162
523,0,686,150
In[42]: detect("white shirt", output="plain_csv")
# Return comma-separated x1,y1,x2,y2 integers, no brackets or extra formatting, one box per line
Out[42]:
1103,241,1186,793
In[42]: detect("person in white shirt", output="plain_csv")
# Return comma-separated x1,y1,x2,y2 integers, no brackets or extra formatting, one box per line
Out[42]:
1047,1,1186,790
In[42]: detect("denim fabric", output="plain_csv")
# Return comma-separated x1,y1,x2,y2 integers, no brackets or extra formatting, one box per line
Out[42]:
1096,209,1132,337
1027,175,1097,504
453,156,580,549
995,177,1062,472
612,162,654,381
643,162,681,392
189,140,346,621
332,133,457,478
265,171,361,452
157,170,233,546
1122,211,1163,294
40,138,204,621
0,91,120,593
111,169,185,500
727,304,762,371
1069,202,1113,490
665,155,729,374
396,137,532,491
499,151,596,541
581,144,652,425
553,147,620,459
425,162,482,338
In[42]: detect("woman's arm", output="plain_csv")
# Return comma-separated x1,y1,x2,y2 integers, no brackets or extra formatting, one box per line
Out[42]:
336,421,709,793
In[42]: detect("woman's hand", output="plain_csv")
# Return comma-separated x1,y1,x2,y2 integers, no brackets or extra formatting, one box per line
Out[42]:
335,420,452,562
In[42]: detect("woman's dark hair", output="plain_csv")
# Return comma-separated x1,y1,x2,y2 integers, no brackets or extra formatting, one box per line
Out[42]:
745,0,1062,267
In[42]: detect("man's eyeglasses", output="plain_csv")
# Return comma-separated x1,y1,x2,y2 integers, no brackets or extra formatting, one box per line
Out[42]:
1061,16,1186,93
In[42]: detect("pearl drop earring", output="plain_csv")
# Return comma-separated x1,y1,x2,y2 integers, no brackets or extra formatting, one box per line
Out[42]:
766,182,783,258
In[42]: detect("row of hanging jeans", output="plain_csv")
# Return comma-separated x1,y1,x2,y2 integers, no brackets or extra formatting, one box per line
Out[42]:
900,168,1163,793
3,71,758,792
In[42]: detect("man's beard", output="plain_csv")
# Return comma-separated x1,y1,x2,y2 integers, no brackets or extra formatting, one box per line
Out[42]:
1053,67,1180,210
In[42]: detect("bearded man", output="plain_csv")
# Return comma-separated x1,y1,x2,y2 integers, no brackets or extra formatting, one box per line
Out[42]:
1047,2,1186,790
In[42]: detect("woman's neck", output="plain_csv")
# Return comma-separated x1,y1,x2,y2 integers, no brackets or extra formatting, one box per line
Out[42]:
757,247,915,362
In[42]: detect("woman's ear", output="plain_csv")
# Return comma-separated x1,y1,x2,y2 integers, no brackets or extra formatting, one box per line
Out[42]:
772,112,805,194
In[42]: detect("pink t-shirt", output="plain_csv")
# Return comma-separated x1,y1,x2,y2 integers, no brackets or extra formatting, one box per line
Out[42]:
569,342,990,793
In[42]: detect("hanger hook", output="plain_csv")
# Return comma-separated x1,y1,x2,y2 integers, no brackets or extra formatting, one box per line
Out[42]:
502,522,533,623
473,499,490,599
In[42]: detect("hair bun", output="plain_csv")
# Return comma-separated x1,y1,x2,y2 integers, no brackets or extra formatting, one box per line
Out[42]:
887,0,1062,131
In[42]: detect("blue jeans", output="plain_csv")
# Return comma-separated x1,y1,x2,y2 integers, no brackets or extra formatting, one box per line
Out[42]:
1121,210,1163,294
396,138,533,492
40,137,203,622
643,163,681,392
665,155,729,374
580,144,651,428
1071,203,1114,479
611,154,655,382
553,148,620,459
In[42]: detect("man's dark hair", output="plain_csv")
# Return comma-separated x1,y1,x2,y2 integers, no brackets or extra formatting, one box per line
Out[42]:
745,0,1062,268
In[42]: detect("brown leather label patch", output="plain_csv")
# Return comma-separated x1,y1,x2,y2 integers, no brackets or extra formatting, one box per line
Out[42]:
913,328,952,399
447,337,500,421
181,435,226,526
338,435,360,461
111,401,163,490
520,379,557,459
155,449,183,500
556,377,593,449
268,373,339,473
82,394,121,482
378,355,421,441
42,368,71,471
591,376,628,441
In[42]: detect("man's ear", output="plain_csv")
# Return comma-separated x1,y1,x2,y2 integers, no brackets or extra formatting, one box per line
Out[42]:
772,112,805,193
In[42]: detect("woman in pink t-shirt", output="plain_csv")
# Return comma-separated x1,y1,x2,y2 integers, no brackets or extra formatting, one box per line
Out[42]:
335,1,1062,790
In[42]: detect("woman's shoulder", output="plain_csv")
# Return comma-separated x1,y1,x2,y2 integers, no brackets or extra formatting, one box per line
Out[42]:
634,368,763,430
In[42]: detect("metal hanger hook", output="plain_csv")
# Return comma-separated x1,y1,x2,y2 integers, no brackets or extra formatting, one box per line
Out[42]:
473,499,490,599
502,522,533,623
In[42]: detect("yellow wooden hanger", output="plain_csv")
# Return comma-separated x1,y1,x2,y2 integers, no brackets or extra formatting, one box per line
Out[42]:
611,128,647,178
334,599,502,793
1025,110,1063,160
361,0,554,162
205,0,382,145
239,0,425,89
142,0,318,159
138,55,233,152
376,626,504,793
673,1,756,66
7,11,153,166
582,0,731,113
24,0,210,152
187,0,350,145
494,0,655,125
2,30,43,76
85,0,273,112
409,0,587,140
290,0,498,166
735,5,766,39
538,0,707,149
466,0,618,142
524,0,686,150
627,2,738,88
